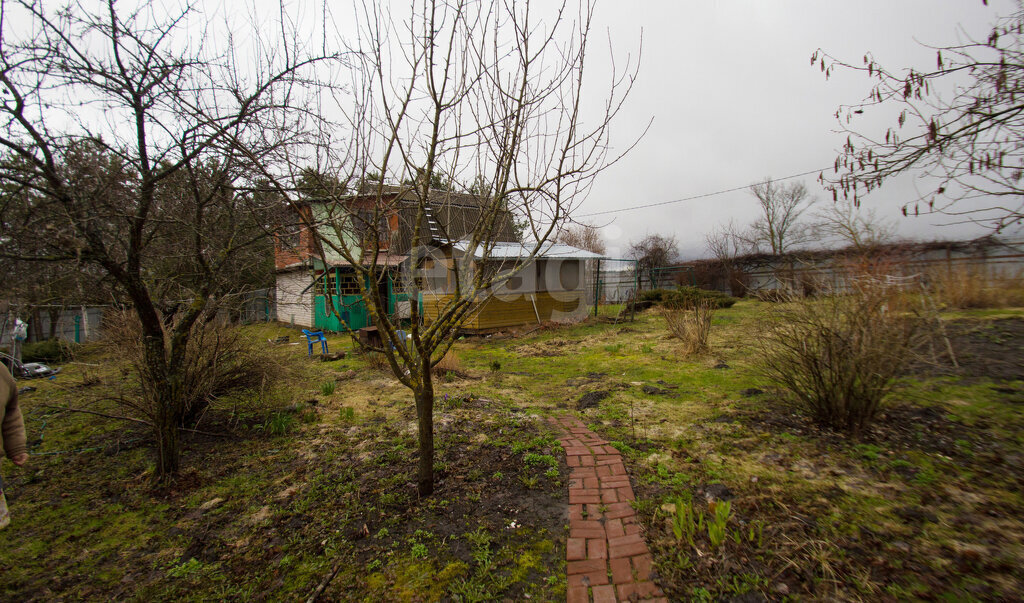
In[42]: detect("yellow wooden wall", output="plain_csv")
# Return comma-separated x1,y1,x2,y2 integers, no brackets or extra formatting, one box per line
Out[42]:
422,291,587,329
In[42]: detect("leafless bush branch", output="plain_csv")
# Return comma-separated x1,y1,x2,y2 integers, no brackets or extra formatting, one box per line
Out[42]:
102,309,284,430
660,300,715,356
755,281,922,436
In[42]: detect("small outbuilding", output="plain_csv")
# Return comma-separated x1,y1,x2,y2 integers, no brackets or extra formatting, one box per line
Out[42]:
421,241,602,331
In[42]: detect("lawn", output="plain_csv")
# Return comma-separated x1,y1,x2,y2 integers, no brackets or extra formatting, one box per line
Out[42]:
1,300,1022,600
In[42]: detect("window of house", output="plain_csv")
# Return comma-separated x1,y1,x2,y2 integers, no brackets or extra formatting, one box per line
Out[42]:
317,271,363,296
337,273,362,295
482,259,526,292
414,256,452,292
414,258,434,291
315,271,337,295
280,222,302,252
503,260,528,290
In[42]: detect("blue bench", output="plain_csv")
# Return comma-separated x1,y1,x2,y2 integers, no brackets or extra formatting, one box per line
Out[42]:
301,329,328,356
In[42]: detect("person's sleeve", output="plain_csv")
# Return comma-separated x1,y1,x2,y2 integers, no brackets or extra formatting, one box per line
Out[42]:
2,388,27,460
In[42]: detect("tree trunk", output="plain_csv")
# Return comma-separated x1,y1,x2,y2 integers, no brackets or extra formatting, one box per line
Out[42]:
47,307,60,340
154,397,181,480
31,307,43,342
414,363,435,496
141,329,184,484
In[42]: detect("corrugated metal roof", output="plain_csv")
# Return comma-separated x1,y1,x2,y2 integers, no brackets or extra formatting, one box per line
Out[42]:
351,183,495,209
452,240,604,260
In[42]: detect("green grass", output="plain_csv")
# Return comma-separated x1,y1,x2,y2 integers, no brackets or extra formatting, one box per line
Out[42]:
3,303,1023,600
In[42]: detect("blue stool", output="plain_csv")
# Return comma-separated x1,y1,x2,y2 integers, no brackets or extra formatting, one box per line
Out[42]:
301,329,328,356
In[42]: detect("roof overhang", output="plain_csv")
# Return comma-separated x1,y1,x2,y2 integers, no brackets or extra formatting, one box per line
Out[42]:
328,254,409,268
452,240,604,260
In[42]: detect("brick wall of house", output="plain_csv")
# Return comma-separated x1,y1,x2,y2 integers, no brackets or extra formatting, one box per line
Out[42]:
274,206,315,270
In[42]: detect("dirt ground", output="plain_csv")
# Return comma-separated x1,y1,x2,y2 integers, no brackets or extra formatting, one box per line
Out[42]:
910,316,1024,381
603,314,1024,601
0,359,569,601
322,412,568,599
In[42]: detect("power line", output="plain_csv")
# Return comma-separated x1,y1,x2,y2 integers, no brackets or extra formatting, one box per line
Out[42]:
577,167,831,218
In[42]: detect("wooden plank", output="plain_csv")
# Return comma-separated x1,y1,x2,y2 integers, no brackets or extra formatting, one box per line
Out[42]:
423,291,587,329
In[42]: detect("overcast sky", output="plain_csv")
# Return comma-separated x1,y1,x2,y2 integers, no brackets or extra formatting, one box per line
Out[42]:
6,0,1017,260
572,0,1020,259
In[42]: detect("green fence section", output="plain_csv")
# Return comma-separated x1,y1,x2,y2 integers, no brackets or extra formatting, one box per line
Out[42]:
591,258,639,316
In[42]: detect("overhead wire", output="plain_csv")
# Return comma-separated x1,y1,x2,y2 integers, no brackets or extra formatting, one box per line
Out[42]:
576,167,831,218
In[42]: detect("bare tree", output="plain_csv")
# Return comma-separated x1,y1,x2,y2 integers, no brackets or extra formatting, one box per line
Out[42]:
813,199,896,251
0,1,328,481
747,178,815,254
704,219,750,295
813,2,1024,231
704,219,750,262
628,234,678,289
558,222,607,255
292,0,639,495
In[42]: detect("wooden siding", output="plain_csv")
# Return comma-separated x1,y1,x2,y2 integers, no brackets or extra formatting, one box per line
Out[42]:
275,270,315,328
422,291,588,330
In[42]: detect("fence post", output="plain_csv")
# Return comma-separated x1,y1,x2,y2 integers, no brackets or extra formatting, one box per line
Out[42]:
81,306,89,341
593,258,601,317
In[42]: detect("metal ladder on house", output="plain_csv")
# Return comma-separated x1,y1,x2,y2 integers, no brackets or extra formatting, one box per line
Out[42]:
423,205,444,243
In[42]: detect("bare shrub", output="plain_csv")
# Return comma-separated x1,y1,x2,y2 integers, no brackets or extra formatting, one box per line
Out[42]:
103,309,283,429
363,351,390,371
661,301,716,356
431,349,462,377
363,347,461,376
756,281,922,436
925,264,1024,309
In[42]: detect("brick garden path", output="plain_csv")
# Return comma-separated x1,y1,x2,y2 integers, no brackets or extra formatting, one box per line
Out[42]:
548,415,667,603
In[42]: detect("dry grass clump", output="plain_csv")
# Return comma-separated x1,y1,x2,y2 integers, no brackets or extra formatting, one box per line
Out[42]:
755,281,922,436
431,348,461,377
103,309,284,427
925,264,1024,309
660,300,716,356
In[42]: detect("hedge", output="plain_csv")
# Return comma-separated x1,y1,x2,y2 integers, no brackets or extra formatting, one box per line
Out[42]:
637,286,737,309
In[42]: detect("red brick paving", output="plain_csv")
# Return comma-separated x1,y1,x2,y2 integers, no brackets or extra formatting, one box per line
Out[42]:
549,415,667,602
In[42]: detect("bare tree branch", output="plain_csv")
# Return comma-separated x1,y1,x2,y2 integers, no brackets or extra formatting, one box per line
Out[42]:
746,178,816,254
290,0,640,495
814,2,1024,231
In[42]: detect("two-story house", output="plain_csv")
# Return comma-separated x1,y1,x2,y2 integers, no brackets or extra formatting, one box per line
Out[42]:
274,184,601,332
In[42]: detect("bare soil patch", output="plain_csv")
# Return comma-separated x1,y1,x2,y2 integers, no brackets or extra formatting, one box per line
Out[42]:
910,317,1024,381
511,338,581,358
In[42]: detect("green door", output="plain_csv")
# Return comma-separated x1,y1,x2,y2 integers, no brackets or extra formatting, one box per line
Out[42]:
313,268,411,331
315,294,369,331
